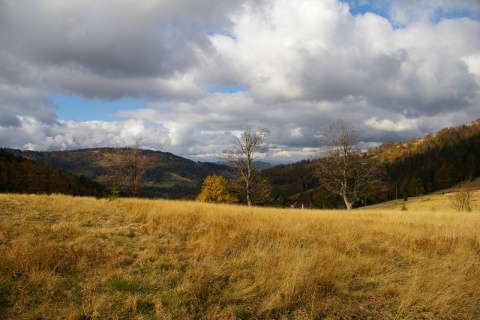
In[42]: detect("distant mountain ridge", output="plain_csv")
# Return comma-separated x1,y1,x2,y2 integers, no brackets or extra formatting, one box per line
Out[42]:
2,119,480,203
3,148,232,199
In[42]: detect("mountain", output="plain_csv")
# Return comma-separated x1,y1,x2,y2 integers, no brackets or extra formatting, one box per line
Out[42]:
3,119,479,203
377,120,480,199
0,149,105,196
253,161,275,170
3,148,232,199
262,119,480,208
216,160,275,171
371,119,480,162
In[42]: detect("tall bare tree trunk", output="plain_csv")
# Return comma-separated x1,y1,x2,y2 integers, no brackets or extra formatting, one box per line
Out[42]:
316,120,384,210
221,125,270,206
342,191,353,210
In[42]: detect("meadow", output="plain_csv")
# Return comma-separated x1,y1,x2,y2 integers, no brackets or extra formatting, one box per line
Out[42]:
0,192,479,319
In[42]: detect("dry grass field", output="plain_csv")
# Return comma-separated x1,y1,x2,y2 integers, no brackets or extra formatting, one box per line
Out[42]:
0,192,479,319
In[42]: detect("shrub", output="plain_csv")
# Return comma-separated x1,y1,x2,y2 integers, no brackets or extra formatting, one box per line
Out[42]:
452,189,472,212
196,175,238,204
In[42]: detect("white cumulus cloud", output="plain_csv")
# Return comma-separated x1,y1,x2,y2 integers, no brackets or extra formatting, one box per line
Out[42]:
0,0,479,162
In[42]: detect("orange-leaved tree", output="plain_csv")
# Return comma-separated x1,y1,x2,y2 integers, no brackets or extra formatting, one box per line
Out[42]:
196,174,238,204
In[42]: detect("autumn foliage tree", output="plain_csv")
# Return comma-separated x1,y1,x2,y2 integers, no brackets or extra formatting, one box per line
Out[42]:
196,174,238,204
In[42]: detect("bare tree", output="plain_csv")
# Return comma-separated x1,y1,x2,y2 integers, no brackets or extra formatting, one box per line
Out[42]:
315,120,383,210
110,137,145,197
220,125,270,206
125,137,145,197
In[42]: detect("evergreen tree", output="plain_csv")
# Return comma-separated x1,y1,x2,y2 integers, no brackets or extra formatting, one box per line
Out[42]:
434,163,457,190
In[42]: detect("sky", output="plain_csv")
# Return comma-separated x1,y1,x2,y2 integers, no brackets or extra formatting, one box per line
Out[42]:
0,0,479,163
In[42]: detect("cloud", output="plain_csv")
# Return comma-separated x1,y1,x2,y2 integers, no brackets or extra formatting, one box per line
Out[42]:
0,84,56,127
343,0,480,25
0,0,479,162
364,117,419,132
1,116,171,152
0,0,246,99
387,0,480,26
463,54,480,75
209,2,479,115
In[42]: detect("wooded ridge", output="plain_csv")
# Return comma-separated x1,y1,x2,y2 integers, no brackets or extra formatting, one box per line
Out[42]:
1,119,479,206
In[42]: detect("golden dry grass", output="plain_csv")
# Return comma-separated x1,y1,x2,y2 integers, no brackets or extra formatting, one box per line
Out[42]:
369,188,480,212
0,193,479,319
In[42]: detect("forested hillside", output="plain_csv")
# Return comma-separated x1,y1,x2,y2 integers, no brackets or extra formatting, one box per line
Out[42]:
373,119,480,162
263,119,480,208
383,127,480,198
261,160,320,206
2,120,479,204
3,148,232,199
0,149,105,196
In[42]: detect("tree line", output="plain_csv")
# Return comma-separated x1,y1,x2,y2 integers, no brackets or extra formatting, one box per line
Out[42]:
385,132,480,198
197,120,480,209
197,120,384,210
98,119,480,209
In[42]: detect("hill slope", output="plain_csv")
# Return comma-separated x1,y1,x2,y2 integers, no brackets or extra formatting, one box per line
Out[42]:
3,148,231,199
0,149,105,196
262,119,480,208
372,118,480,162
380,121,480,199
367,177,480,212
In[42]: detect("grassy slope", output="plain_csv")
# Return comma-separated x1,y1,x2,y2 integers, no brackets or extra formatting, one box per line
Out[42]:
0,194,479,319
369,178,480,212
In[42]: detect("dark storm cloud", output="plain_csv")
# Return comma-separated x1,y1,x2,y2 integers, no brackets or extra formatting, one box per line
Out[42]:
0,0,244,97
0,84,56,127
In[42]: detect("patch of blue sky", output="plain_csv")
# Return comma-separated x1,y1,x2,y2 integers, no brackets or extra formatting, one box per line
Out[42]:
206,23,237,40
431,7,480,23
341,0,388,17
208,85,246,94
51,94,147,122
342,0,479,24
